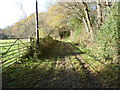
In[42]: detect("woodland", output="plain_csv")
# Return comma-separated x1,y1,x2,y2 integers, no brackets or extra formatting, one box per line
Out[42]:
1,1,120,88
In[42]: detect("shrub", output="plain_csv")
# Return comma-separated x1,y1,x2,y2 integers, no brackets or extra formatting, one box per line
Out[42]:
90,4,119,64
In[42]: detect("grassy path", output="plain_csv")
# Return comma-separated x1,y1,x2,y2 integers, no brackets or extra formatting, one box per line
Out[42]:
2,55,105,88
2,40,119,88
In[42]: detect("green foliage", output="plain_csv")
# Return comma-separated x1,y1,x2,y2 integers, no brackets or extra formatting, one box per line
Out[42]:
68,17,84,42
72,24,83,41
39,28,48,38
29,36,57,59
68,17,82,28
91,4,119,63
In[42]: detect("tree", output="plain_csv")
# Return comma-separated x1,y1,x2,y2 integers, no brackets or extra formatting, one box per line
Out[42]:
2,26,13,37
59,2,94,40
96,0,102,28
45,3,71,38
81,1,94,40
16,1,27,19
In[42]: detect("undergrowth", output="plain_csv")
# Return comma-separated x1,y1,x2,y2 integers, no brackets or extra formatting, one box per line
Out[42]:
89,4,119,64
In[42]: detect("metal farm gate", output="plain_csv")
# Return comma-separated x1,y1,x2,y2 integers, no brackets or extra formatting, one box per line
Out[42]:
0,38,30,70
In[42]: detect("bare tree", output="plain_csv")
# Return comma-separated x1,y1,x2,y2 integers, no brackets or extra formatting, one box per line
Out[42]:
59,2,94,40
16,1,32,38
16,1,27,19
63,1,94,40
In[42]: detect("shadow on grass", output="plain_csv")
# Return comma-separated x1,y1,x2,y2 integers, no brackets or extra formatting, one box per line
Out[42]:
3,39,119,88
96,63,119,88
2,58,91,88
2,52,119,88
37,40,85,60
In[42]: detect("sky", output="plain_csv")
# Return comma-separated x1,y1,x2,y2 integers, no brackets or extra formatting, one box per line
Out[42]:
0,0,56,29
1,0,117,29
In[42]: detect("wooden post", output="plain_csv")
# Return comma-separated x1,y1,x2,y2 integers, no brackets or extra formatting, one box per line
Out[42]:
28,36,32,43
36,0,39,44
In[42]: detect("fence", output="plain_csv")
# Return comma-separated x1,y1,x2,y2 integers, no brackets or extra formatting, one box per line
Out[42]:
0,38,31,70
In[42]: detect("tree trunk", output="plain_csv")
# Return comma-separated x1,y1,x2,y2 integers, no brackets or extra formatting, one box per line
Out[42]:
105,0,110,7
82,17,89,33
97,0,102,28
82,1,94,40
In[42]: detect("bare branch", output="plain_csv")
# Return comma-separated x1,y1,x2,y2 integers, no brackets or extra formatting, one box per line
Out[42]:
16,1,27,19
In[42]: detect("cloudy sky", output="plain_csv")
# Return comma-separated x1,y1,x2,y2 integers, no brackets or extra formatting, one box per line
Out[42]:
0,0,56,29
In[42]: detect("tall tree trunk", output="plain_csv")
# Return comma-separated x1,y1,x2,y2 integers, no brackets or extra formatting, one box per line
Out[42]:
82,17,89,33
97,0,102,28
82,1,94,40
105,0,109,5
105,0,110,7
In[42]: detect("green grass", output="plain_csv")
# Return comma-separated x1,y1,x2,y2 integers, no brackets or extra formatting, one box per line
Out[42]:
3,51,118,88
2,55,91,88
2,38,119,88
81,53,119,87
60,40,119,87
